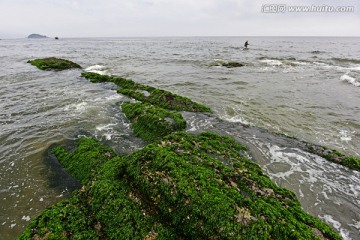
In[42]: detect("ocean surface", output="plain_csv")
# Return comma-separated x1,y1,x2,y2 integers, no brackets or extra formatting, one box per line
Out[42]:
0,36,359,239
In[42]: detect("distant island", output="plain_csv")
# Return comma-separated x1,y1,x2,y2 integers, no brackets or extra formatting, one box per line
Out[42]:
28,34,48,39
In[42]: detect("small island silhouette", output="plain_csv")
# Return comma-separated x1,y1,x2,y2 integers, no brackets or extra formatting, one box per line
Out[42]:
28,33,48,39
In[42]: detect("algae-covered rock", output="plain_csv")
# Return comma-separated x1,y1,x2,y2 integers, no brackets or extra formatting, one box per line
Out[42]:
28,57,81,71
18,198,98,240
121,132,340,239
209,60,245,68
19,133,341,240
121,102,186,142
222,61,245,68
81,72,211,113
51,138,116,184
20,138,178,240
307,144,360,171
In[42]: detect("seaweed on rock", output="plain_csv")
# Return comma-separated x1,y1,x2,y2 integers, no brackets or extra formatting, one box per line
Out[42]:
28,57,81,71
81,72,211,113
307,144,360,171
122,132,341,240
121,102,187,142
19,133,341,240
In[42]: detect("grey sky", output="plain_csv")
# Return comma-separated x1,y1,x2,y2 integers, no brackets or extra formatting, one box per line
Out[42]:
1,0,359,38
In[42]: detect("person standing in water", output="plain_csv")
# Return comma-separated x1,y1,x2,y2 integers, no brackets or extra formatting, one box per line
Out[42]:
244,40,249,48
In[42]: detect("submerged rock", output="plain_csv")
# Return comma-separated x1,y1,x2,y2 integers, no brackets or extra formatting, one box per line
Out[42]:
19,133,341,239
28,57,81,71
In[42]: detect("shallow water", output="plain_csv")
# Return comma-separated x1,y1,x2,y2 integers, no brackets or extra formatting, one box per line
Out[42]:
0,37,359,239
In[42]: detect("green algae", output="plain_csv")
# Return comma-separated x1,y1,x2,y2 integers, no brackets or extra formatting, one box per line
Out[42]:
122,132,340,240
18,197,98,240
121,102,186,142
19,133,341,240
20,138,178,240
81,72,211,113
28,57,81,71
307,145,360,171
51,138,116,184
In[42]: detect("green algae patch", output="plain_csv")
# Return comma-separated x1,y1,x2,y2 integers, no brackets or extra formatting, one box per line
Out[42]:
51,138,116,184
20,138,179,240
122,132,341,240
118,88,211,112
307,145,360,171
20,133,341,239
121,102,186,142
81,72,211,113
18,197,98,240
28,57,81,71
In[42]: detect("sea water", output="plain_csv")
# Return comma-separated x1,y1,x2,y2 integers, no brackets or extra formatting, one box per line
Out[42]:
0,37,359,239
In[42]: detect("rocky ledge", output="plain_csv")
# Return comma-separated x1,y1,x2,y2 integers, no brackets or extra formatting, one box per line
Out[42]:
19,132,341,239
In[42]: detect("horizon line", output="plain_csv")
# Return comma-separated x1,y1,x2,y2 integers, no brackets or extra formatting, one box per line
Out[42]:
2,35,360,40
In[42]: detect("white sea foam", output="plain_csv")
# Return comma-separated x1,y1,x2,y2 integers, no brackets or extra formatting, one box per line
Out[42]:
247,138,360,240
313,61,327,66
339,130,352,141
291,61,307,66
225,116,251,125
340,74,360,87
348,221,360,229
260,59,282,66
85,65,110,75
64,102,88,113
318,215,352,240
350,65,360,71
22,215,31,221
105,94,122,101
186,116,214,132
95,123,117,140
96,123,117,132
318,215,341,230
219,106,252,125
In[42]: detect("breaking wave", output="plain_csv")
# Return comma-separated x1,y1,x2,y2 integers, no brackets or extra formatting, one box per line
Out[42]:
85,65,111,75
340,72,360,87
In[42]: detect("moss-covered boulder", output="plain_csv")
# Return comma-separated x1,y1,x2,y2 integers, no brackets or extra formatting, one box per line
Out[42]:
81,72,211,113
121,102,186,142
28,57,81,71
19,133,341,240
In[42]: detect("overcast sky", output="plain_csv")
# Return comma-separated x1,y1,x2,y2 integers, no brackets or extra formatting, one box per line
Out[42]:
1,0,359,38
